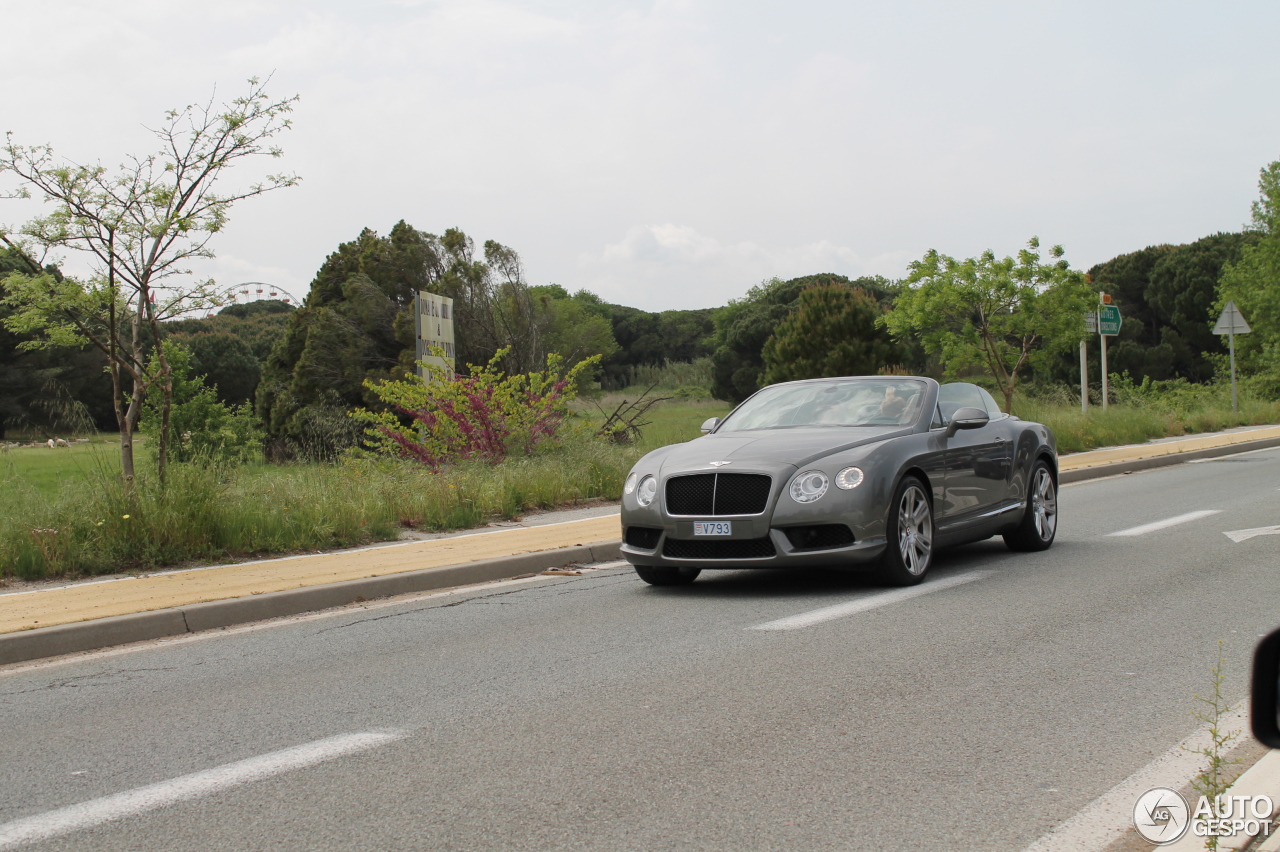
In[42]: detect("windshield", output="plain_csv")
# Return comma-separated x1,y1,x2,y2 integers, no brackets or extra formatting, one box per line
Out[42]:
718,380,926,431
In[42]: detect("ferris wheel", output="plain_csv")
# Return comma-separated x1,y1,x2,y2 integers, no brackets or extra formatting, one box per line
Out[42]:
203,283,302,318
233,282,300,304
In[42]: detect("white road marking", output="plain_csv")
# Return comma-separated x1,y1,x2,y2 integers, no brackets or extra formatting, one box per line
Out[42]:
1020,705,1247,852
1106,510,1221,537
1223,525,1280,543
749,570,993,631
0,731,404,849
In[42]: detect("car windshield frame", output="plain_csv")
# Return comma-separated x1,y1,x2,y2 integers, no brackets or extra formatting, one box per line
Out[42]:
716,379,929,432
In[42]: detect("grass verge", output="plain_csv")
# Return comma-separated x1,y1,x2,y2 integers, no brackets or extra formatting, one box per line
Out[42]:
0,437,637,580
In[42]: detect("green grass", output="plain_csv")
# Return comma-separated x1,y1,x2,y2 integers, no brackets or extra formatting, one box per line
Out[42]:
1,441,126,496
1015,382,1280,453
0,436,638,580
3,391,1274,580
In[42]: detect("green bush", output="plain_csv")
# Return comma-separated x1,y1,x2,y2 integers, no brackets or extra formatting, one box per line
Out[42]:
142,343,263,465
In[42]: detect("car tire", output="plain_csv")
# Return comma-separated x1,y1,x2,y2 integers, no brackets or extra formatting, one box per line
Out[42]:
634,566,701,586
878,476,933,586
1003,460,1057,552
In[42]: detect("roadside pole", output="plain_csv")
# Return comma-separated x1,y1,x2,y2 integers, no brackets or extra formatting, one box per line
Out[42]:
1080,340,1089,414
1213,301,1252,414
1081,311,1096,414
1230,329,1237,412
1096,295,1121,412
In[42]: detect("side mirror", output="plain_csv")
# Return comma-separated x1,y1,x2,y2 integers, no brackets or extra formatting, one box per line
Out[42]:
700,417,720,435
945,407,989,438
1252,626,1280,748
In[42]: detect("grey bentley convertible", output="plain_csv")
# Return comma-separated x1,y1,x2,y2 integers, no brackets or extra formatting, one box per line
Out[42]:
620,376,1058,587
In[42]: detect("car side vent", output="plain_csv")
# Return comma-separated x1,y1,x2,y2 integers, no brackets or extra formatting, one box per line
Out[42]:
624,526,662,550
781,524,855,551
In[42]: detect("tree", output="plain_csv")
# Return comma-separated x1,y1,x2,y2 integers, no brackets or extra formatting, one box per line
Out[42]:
257,224,556,459
711,273,897,403
1084,232,1250,383
1217,159,1280,373
761,284,901,384
1,77,298,485
139,342,262,465
171,331,261,406
882,238,1093,412
529,286,619,368
0,247,116,439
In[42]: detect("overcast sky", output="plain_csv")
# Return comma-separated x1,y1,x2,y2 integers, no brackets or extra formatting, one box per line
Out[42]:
3,0,1278,312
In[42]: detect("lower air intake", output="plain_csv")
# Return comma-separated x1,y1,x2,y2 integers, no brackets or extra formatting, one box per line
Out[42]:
624,526,662,550
662,537,776,560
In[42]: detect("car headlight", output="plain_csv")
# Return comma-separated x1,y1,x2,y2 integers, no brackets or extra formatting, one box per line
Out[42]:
789,470,829,503
624,472,638,495
835,467,864,490
636,475,658,507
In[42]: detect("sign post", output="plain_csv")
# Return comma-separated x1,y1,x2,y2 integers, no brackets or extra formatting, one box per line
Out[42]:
1097,298,1121,411
1213,301,1251,413
1081,312,1097,414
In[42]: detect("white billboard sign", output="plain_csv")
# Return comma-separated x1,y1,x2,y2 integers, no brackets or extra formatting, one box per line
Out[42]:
415,290,455,380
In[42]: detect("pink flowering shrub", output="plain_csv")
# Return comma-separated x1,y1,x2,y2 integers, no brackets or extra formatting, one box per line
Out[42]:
354,348,600,468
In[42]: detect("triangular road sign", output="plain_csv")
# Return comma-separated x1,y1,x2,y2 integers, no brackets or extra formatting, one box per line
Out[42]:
1213,301,1251,335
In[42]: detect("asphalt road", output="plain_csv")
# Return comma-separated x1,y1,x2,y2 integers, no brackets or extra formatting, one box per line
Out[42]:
1,449,1279,851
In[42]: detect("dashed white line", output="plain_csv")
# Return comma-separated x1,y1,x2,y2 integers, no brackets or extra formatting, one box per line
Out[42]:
0,730,405,849
1106,510,1221,537
749,570,993,631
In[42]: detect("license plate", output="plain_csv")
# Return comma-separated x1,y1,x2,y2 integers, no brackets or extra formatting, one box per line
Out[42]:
694,521,732,536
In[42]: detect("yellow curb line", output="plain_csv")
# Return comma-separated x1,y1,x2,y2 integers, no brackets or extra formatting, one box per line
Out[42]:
1058,425,1280,471
0,515,620,636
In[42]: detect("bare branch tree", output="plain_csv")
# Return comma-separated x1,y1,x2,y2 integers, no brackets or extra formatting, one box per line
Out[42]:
0,77,299,486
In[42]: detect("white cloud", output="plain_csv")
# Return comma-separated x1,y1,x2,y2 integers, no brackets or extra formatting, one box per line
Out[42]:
581,223,910,309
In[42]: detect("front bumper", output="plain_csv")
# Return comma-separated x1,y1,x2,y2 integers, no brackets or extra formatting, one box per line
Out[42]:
621,526,887,569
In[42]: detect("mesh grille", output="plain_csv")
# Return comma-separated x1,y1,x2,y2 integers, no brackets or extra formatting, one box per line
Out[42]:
665,473,772,516
624,526,662,550
665,474,716,515
662,536,777,560
713,474,771,515
781,524,856,551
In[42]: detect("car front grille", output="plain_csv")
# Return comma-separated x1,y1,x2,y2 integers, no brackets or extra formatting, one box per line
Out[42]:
665,473,771,516
624,526,662,550
662,536,777,560
781,524,856,551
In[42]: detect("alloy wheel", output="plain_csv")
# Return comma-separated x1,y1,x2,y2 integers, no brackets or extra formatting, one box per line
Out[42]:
897,485,932,576
1031,467,1057,541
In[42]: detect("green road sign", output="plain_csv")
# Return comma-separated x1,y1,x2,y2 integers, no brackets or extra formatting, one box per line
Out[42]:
1098,304,1121,336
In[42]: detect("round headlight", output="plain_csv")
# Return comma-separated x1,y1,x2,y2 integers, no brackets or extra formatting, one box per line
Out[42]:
624,472,638,495
637,475,658,507
789,470,829,504
835,467,865,490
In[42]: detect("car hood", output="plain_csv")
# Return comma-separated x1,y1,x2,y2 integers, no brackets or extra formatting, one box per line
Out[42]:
658,426,911,475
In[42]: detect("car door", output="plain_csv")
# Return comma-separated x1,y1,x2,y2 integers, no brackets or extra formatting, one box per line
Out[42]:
936,383,1013,529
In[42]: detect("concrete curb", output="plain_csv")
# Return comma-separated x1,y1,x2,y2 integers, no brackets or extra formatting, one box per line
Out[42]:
0,540,621,667
4,431,1278,668
1058,434,1280,483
